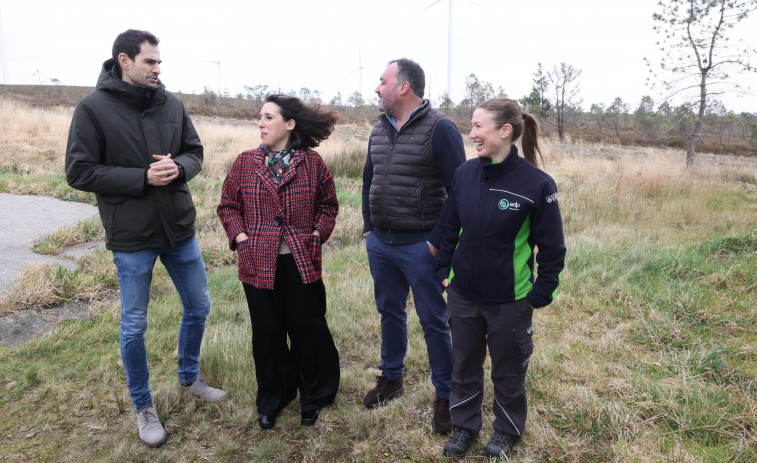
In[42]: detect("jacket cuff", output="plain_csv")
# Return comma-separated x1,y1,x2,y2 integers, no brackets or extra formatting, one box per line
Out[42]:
225,222,246,250
426,223,442,248
313,223,329,241
526,291,550,309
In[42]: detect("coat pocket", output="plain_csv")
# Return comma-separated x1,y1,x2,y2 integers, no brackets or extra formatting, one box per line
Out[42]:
236,239,256,277
309,233,323,273
100,194,154,242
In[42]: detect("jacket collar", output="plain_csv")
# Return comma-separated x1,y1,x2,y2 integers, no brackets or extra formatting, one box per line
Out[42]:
380,99,431,134
480,144,520,178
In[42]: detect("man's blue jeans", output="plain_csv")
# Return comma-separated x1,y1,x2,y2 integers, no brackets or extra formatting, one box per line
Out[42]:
113,237,211,411
365,233,452,399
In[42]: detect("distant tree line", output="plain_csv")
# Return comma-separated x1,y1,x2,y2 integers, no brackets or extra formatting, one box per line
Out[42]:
223,66,757,155
7,72,753,157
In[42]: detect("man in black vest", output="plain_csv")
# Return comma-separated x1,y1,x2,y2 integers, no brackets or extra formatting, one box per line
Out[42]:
361,58,465,434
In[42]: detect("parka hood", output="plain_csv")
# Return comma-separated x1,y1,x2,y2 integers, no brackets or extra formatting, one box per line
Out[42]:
97,58,166,107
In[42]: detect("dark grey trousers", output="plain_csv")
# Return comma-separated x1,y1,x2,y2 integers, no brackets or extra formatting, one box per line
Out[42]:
447,287,534,436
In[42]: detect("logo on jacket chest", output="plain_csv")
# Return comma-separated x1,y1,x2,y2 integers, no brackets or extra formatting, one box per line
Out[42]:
497,198,521,211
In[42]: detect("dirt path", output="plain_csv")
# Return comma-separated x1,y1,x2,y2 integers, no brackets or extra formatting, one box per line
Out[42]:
0,193,101,344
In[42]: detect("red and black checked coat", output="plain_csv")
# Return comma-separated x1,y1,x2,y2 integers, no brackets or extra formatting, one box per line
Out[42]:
217,147,338,289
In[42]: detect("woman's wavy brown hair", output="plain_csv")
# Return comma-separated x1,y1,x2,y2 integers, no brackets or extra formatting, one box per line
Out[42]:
265,93,339,150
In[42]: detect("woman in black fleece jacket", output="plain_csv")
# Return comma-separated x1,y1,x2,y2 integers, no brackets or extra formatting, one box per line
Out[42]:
434,98,565,459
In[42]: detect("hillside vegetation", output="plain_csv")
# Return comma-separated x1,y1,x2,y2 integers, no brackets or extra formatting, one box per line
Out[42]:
2,83,755,157
0,98,755,462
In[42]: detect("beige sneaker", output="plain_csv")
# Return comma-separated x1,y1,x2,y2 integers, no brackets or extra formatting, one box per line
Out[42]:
137,406,167,448
186,378,226,402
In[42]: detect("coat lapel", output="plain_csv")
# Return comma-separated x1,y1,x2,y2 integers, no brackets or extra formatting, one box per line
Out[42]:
255,151,280,197
276,150,300,188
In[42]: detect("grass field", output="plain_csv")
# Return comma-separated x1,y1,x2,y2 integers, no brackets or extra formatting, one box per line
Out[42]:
0,97,756,462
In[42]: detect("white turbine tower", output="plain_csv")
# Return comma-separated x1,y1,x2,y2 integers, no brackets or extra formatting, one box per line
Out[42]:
341,45,364,101
405,0,495,100
203,60,221,96
404,0,455,97
0,8,9,85
447,0,453,98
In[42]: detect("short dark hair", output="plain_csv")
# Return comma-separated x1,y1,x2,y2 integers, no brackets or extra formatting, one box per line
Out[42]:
112,29,159,74
265,94,339,150
389,58,425,99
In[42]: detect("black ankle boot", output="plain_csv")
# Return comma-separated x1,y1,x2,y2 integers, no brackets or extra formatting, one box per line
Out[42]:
258,414,276,429
301,409,319,426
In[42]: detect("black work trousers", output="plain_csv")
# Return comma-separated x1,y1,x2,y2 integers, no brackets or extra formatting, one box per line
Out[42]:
242,254,340,416
447,287,534,436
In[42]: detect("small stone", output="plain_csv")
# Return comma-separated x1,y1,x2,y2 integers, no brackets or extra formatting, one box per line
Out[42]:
5,381,16,390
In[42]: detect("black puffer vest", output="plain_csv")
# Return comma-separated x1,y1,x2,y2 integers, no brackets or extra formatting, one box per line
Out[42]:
368,105,447,231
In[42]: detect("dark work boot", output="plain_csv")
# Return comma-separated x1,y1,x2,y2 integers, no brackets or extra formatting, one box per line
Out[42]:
442,426,478,457
484,430,519,459
362,373,404,408
432,395,452,434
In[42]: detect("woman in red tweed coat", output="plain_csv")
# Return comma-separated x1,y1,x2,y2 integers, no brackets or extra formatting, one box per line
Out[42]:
217,94,339,429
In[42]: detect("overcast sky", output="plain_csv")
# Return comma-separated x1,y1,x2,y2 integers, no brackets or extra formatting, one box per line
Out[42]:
1,0,756,113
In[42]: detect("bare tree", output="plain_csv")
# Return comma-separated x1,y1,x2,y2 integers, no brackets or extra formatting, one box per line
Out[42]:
50,77,62,99
437,92,454,112
463,74,495,118
634,95,663,137
33,70,44,84
737,111,757,140
548,63,582,141
329,91,343,107
606,97,630,138
646,0,757,167
521,63,552,119
244,84,269,112
346,91,365,108
590,103,605,132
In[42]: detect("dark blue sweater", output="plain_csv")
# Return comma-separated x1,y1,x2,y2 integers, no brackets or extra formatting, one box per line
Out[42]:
433,146,566,308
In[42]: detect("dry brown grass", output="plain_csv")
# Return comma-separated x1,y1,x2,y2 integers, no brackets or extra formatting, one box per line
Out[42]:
0,99,72,176
0,249,117,313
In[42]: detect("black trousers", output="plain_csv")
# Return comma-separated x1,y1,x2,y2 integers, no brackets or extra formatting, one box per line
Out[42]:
447,287,534,436
242,254,340,416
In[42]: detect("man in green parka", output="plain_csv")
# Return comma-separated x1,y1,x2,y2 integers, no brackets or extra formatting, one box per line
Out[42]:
65,29,225,448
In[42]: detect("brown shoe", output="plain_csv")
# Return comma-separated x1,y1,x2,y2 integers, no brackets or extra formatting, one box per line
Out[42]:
362,373,404,408
432,396,452,434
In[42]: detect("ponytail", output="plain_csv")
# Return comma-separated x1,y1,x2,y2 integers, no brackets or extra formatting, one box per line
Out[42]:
521,112,543,167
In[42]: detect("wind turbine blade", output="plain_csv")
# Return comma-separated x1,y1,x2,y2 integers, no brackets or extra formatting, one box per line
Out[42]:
345,67,362,78
465,0,497,17
401,0,443,24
